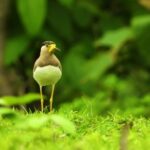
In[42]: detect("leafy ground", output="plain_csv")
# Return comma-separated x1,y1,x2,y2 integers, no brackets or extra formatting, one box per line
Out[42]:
0,104,149,150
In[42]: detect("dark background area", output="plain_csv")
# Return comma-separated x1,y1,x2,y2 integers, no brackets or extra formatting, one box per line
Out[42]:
0,0,150,115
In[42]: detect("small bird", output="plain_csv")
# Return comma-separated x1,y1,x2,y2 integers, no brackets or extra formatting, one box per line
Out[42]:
33,41,62,112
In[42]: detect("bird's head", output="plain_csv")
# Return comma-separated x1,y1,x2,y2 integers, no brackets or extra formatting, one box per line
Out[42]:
41,41,60,54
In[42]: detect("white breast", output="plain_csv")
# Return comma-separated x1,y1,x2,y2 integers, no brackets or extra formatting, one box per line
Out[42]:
33,65,62,86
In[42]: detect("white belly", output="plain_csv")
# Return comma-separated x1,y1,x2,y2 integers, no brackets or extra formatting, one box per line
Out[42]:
33,65,62,86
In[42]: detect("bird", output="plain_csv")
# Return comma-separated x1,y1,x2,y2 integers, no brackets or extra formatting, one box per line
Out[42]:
33,41,62,112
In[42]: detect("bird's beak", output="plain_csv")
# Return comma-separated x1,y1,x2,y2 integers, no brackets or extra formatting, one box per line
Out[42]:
47,44,61,53
55,47,61,52
48,44,56,52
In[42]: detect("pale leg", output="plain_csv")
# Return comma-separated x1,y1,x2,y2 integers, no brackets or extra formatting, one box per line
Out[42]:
50,84,55,112
40,86,44,112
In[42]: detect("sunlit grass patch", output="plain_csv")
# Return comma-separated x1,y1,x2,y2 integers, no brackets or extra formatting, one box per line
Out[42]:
0,107,149,150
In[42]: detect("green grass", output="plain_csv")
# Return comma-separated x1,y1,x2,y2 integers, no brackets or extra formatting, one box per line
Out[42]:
0,107,149,150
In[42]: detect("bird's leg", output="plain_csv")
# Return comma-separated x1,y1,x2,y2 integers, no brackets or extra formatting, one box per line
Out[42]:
50,84,55,112
39,86,44,112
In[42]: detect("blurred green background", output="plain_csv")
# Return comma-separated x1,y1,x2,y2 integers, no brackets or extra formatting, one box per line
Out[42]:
0,0,150,115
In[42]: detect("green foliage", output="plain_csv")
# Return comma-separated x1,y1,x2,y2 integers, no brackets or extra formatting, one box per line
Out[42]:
59,86,150,117
0,108,20,119
48,1,74,41
1,1,150,149
50,114,76,135
16,115,50,129
16,0,47,36
95,27,133,49
132,15,150,28
72,1,98,28
3,0,150,119
132,15,150,66
0,109,149,150
0,93,40,106
4,35,30,65
83,52,113,82
58,0,74,8
0,108,76,135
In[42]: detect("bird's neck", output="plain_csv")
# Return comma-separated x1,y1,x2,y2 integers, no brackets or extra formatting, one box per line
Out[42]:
40,52,54,59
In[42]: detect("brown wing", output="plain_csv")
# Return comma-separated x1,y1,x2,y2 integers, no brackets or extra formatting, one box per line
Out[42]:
33,54,62,72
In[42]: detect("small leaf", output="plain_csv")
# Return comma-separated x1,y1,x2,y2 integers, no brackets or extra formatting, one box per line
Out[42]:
0,108,20,119
95,27,133,49
16,115,49,129
132,15,150,29
103,74,119,89
50,114,76,135
0,93,40,106
132,15,150,66
143,94,150,104
48,1,74,40
63,49,85,87
58,0,74,8
4,35,30,65
16,0,47,36
83,52,114,82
